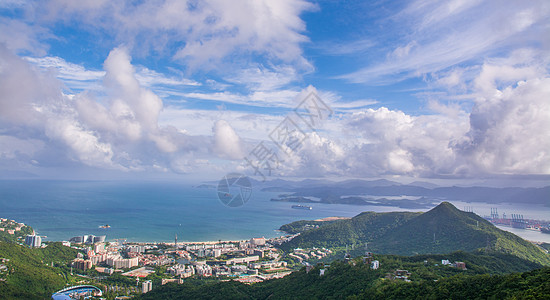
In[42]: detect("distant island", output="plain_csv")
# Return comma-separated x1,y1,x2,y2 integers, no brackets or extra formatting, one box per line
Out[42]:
260,178,550,209
139,202,550,299
1,202,549,299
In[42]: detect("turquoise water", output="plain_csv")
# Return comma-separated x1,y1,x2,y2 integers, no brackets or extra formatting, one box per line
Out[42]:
1,180,548,243
0,180,388,242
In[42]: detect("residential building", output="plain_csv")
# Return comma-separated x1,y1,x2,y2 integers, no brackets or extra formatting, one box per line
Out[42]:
93,243,105,253
142,280,152,293
212,248,222,257
250,237,266,246
69,235,106,244
89,253,108,265
25,235,41,248
195,264,212,276
230,265,247,274
127,245,146,253
392,269,411,281
107,257,139,269
167,264,195,277
226,255,259,265
456,262,467,270
73,259,93,271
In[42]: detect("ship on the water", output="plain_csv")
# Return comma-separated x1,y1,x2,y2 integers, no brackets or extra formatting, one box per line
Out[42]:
541,227,550,234
291,205,312,210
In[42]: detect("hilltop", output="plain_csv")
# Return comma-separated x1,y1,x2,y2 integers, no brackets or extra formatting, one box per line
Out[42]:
280,202,550,266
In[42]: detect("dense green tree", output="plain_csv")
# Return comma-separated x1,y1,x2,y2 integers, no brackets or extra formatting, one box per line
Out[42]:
0,241,78,299
280,202,550,266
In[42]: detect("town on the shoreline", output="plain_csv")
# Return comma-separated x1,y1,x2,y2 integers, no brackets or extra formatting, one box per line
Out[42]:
1,216,336,297
68,234,306,286
4,207,549,300
4,200,550,300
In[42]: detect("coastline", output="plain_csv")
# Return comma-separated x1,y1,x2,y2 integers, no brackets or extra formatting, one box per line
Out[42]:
314,216,351,222
2,180,550,245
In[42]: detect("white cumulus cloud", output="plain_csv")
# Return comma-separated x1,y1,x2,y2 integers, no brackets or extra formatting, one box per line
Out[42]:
212,120,244,160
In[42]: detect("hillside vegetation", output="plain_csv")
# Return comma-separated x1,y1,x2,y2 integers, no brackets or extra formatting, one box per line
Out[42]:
281,202,550,266
138,252,550,300
0,242,77,299
280,211,419,251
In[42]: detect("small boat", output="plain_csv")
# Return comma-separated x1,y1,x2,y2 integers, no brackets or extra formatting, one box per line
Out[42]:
541,227,550,234
292,205,312,210
99,224,110,229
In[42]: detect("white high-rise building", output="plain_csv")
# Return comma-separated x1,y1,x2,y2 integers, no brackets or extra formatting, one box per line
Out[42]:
25,235,41,248
93,243,105,254
142,280,152,293
69,234,106,244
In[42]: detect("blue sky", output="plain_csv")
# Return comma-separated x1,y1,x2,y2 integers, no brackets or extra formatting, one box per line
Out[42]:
0,0,549,185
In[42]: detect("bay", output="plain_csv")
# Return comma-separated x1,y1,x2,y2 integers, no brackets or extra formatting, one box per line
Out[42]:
1,180,548,243
0,180,379,242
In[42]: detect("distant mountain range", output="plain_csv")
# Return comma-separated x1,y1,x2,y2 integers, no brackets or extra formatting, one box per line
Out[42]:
258,178,550,208
280,202,550,266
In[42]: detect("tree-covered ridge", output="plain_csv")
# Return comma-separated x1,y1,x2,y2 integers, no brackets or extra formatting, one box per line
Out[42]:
0,242,78,299
279,211,420,251
138,252,550,300
371,202,550,265
280,202,550,266
278,220,332,234
354,267,550,300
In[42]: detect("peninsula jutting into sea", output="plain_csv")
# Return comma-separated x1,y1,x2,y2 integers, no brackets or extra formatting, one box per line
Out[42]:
1,201,549,299
1,0,549,299
1,179,549,244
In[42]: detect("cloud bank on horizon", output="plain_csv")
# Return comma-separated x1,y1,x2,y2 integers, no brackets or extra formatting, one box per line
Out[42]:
0,0,549,181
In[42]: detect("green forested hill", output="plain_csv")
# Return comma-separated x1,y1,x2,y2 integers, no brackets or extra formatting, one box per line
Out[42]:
354,267,550,300
280,202,550,265
370,202,550,265
279,211,420,251
0,241,77,299
138,253,550,300
278,219,333,234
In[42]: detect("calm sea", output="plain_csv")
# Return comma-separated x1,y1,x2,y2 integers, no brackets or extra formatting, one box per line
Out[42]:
1,180,549,243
